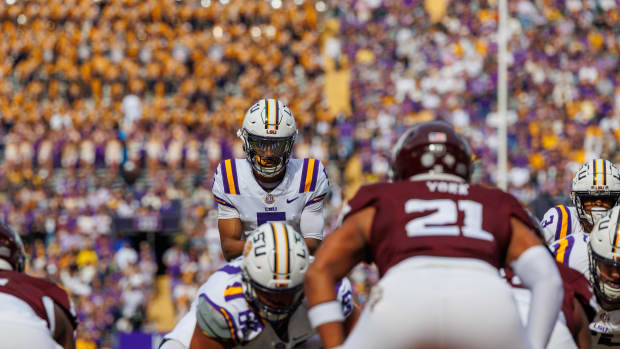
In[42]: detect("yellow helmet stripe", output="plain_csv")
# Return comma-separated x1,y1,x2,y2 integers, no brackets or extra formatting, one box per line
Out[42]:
594,159,598,185
282,224,290,279
271,223,279,280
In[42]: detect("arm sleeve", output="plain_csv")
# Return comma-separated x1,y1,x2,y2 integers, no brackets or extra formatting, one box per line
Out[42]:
196,296,233,340
511,245,563,349
217,203,240,220
300,201,325,240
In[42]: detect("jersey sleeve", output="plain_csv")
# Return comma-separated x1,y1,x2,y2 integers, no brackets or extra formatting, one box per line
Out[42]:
335,277,354,318
33,278,78,329
303,159,330,207
196,293,235,341
342,184,380,221
540,205,574,244
213,161,240,219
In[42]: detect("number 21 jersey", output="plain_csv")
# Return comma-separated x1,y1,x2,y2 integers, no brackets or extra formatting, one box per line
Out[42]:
343,177,535,277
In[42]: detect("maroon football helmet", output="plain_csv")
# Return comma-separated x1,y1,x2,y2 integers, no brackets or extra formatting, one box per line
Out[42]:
391,121,472,181
0,222,26,272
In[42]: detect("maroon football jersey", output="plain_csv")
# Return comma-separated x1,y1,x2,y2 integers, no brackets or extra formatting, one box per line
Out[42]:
0,270,77,330
344,179,535,276
505,262,594,334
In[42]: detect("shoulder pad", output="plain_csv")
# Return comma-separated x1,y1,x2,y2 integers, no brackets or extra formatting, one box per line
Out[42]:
299,158,324,193
196,293,238,342
541,205,575,243
217,159,242,196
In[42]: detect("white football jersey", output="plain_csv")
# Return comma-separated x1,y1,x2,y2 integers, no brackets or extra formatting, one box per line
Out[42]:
212,158,329,239
193,259,354,349
541,205,585,245
550,233,590,277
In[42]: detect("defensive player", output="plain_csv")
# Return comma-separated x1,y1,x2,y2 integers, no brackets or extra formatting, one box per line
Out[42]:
160,99,330,349
186,222,356,349
305,121,563,349
0,222,77,349
214,98,329,260
540,159,620,244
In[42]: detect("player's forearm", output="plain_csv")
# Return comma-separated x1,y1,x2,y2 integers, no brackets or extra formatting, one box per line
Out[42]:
316,321,346,348
305,263,345,347
221,239,246,261
304,237,321,255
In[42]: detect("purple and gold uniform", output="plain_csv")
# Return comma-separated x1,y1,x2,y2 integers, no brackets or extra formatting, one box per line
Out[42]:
212,158,329,241
541,205,583,245
168,259,353,349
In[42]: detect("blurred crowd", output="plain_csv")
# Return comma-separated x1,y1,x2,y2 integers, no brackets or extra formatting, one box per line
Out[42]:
0,0,619,347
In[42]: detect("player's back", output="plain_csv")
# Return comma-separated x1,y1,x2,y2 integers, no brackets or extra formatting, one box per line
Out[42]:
345,177,532,276
0,270,75,327
0,270,77,349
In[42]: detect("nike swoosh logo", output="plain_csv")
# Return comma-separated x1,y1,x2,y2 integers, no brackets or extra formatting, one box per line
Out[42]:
286,197,299,203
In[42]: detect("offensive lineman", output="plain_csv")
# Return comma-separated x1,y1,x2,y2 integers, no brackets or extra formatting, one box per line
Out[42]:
305,121,562,349
160,99,329,349
540,159,620,245
214,98,329,260
189,223,357,348
0,222,77,349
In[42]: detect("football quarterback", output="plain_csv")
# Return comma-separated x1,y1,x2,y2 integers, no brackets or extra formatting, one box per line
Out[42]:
0,222,77,349
160,99,331,349
541,159,620,245
186,223,356,349
215,98,329,260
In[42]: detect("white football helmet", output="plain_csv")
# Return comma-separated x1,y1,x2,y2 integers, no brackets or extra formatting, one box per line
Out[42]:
589,206,620,310
571,159,620,230
241,222,310,321
237,99,297,178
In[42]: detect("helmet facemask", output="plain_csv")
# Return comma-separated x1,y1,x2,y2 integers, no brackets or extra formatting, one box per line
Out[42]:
590,247,620,310
572,193,620,231
239,129,295,179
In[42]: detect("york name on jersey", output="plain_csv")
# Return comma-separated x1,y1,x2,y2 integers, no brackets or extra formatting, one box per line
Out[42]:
212,158,329,239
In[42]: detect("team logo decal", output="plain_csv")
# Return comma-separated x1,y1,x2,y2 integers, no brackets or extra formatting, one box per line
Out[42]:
264,194,275,204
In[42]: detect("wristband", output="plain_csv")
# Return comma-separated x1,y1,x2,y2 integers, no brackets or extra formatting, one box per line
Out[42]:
308,300,344,328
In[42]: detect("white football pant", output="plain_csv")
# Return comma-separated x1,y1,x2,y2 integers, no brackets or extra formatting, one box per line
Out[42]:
342,257,533,349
